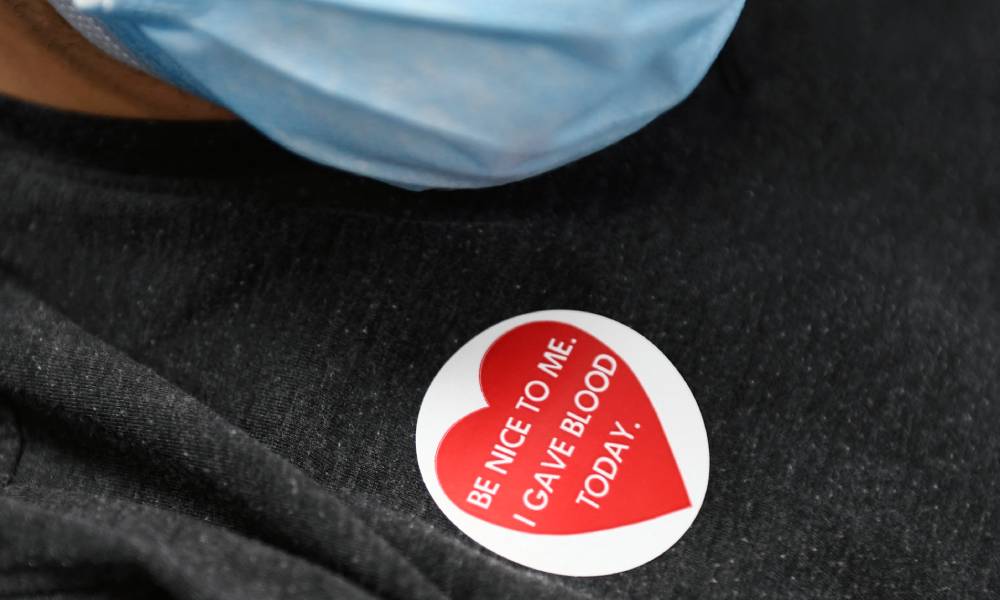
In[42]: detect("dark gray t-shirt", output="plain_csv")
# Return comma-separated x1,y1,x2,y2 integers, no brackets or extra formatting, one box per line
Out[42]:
1,1,998,598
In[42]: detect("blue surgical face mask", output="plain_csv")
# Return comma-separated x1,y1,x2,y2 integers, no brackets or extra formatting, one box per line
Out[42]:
55,0,743,190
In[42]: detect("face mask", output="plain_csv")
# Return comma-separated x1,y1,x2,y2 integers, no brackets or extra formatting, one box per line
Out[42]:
58,0,743,190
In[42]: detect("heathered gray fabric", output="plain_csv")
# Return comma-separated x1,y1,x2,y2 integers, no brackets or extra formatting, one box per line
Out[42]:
1,0,999,598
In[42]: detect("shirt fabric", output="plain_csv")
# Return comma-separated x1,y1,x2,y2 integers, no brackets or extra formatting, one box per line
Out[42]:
1,1,999,598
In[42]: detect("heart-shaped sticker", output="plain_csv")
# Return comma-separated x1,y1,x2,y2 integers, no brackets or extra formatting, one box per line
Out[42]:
435,321,691,533
416,310,708,576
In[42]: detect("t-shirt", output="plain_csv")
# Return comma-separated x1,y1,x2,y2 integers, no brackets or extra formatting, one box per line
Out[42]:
1,1,998,598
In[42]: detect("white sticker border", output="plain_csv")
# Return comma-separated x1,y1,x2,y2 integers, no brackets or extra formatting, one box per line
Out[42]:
415,310,710,577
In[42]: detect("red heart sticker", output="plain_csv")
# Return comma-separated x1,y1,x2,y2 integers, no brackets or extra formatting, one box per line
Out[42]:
435,321,691,534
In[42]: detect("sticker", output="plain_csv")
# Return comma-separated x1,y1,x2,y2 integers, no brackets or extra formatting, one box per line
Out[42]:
415,310,709,576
